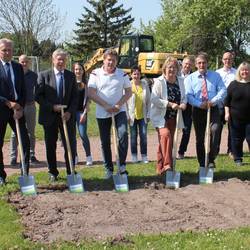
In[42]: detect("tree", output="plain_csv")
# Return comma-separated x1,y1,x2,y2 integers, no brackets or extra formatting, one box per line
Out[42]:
141,0,250,66
0,0,62,55
68,0,134,60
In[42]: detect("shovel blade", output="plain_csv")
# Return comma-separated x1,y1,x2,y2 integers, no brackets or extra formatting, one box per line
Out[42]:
166,171,181,189
67,173,84,193
18,175,37,196
113,173,129,192
199,167,213,184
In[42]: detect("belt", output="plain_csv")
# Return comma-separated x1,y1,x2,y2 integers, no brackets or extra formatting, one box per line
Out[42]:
25,101,35,105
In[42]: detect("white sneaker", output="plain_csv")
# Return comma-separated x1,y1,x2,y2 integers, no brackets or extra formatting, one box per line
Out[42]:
131,154,138,163
104,168,113,179
141,155,149,164
86,155,93,166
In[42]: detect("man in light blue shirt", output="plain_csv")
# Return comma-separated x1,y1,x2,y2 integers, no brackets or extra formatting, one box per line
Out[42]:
185,52,226,168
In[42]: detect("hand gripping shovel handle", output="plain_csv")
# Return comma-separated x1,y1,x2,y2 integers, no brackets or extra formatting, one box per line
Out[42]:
111,113,120,167
205,107,211,169
172,109,180,173
15,118,27,176
60,106,75,174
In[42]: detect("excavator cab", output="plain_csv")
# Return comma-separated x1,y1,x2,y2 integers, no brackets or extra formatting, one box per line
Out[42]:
117,34,154,73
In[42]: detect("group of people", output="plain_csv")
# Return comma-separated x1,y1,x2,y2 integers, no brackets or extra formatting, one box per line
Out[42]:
0,37,250,186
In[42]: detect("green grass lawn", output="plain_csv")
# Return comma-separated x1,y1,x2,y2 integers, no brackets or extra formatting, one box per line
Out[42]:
1,154,250,249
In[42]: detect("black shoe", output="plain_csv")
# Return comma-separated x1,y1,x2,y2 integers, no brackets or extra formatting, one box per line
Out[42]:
30,156,39,164
10,158,17,166
235,160,243,167
0,177,6,186
49,174,58,182
208,162,216,168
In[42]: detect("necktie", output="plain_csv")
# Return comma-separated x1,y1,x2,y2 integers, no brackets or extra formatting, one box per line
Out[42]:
5,62,15,100
58,71,64,104
201,74,208,101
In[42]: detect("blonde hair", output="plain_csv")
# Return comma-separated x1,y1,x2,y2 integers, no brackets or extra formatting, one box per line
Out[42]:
235,62,250,82
162,56,180,75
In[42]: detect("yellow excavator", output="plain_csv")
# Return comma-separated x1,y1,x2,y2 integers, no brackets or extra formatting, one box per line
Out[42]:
84,34,189,78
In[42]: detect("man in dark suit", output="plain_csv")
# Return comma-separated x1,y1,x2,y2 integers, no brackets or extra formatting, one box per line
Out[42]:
35,48,78,181
0,38,30,185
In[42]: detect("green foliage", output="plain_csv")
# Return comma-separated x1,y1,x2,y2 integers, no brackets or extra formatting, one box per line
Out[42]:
140,0,250,66
67,0,134,61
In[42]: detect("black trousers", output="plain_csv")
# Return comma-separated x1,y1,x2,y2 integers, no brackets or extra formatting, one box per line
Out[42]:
0,113,30,180
178,104,192,155
192,106,220,167
230,118,250,162
43,114,76,176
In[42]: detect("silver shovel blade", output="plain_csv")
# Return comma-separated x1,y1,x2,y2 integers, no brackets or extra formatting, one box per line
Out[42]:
113,173,129,192
199,167,213,184
166,171,181,189
18,175,37,196
67,173,84,193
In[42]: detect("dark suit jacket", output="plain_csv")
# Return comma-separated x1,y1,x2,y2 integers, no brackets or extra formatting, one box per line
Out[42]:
0,60,25,121
35,69,78,126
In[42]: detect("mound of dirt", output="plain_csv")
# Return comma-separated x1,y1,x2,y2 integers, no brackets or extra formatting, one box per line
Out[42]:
9,178,250,243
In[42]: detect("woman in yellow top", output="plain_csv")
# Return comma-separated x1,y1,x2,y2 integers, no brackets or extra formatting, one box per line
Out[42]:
127,66,151,163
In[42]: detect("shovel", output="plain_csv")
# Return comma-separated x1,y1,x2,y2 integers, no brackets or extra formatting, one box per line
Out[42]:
199,107,214,184
16,119,37,196
166,109,182,189
111,113,129,192
61,106,84,193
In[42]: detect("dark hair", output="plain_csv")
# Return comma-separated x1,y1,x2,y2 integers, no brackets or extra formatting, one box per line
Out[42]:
131,65,141,73
195,52,208,63
73,62,86,83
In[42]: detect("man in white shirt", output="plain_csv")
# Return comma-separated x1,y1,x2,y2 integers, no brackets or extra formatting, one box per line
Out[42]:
216,51,236,157
88,49,132,179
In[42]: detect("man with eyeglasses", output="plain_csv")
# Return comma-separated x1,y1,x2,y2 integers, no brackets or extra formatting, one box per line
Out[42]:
216,51,236,158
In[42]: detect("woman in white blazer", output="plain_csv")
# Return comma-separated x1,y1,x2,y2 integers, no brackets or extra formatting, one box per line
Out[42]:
127,66,151,163
150,57,187,175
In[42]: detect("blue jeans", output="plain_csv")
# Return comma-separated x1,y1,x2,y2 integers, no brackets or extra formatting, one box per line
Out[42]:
230,118,250,162
76,111,91,157
97,111,128,171
130,118,147,156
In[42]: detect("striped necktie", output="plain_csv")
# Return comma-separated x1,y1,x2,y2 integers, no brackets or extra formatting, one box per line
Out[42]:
201,74,208,101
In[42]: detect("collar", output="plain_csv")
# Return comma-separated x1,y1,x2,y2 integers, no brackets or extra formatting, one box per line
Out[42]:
1,59,11,66
101,66,117,76
54,67,64,75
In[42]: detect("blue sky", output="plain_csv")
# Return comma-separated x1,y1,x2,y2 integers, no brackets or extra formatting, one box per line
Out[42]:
53,0,162,42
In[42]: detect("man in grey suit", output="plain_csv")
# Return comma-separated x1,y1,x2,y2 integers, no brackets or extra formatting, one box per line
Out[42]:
35,48,78,181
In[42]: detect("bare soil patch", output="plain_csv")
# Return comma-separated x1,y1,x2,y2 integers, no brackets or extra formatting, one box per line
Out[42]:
8,178,250,243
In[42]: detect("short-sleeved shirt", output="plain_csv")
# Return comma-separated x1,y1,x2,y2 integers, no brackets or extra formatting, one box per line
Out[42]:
88,67,131,118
